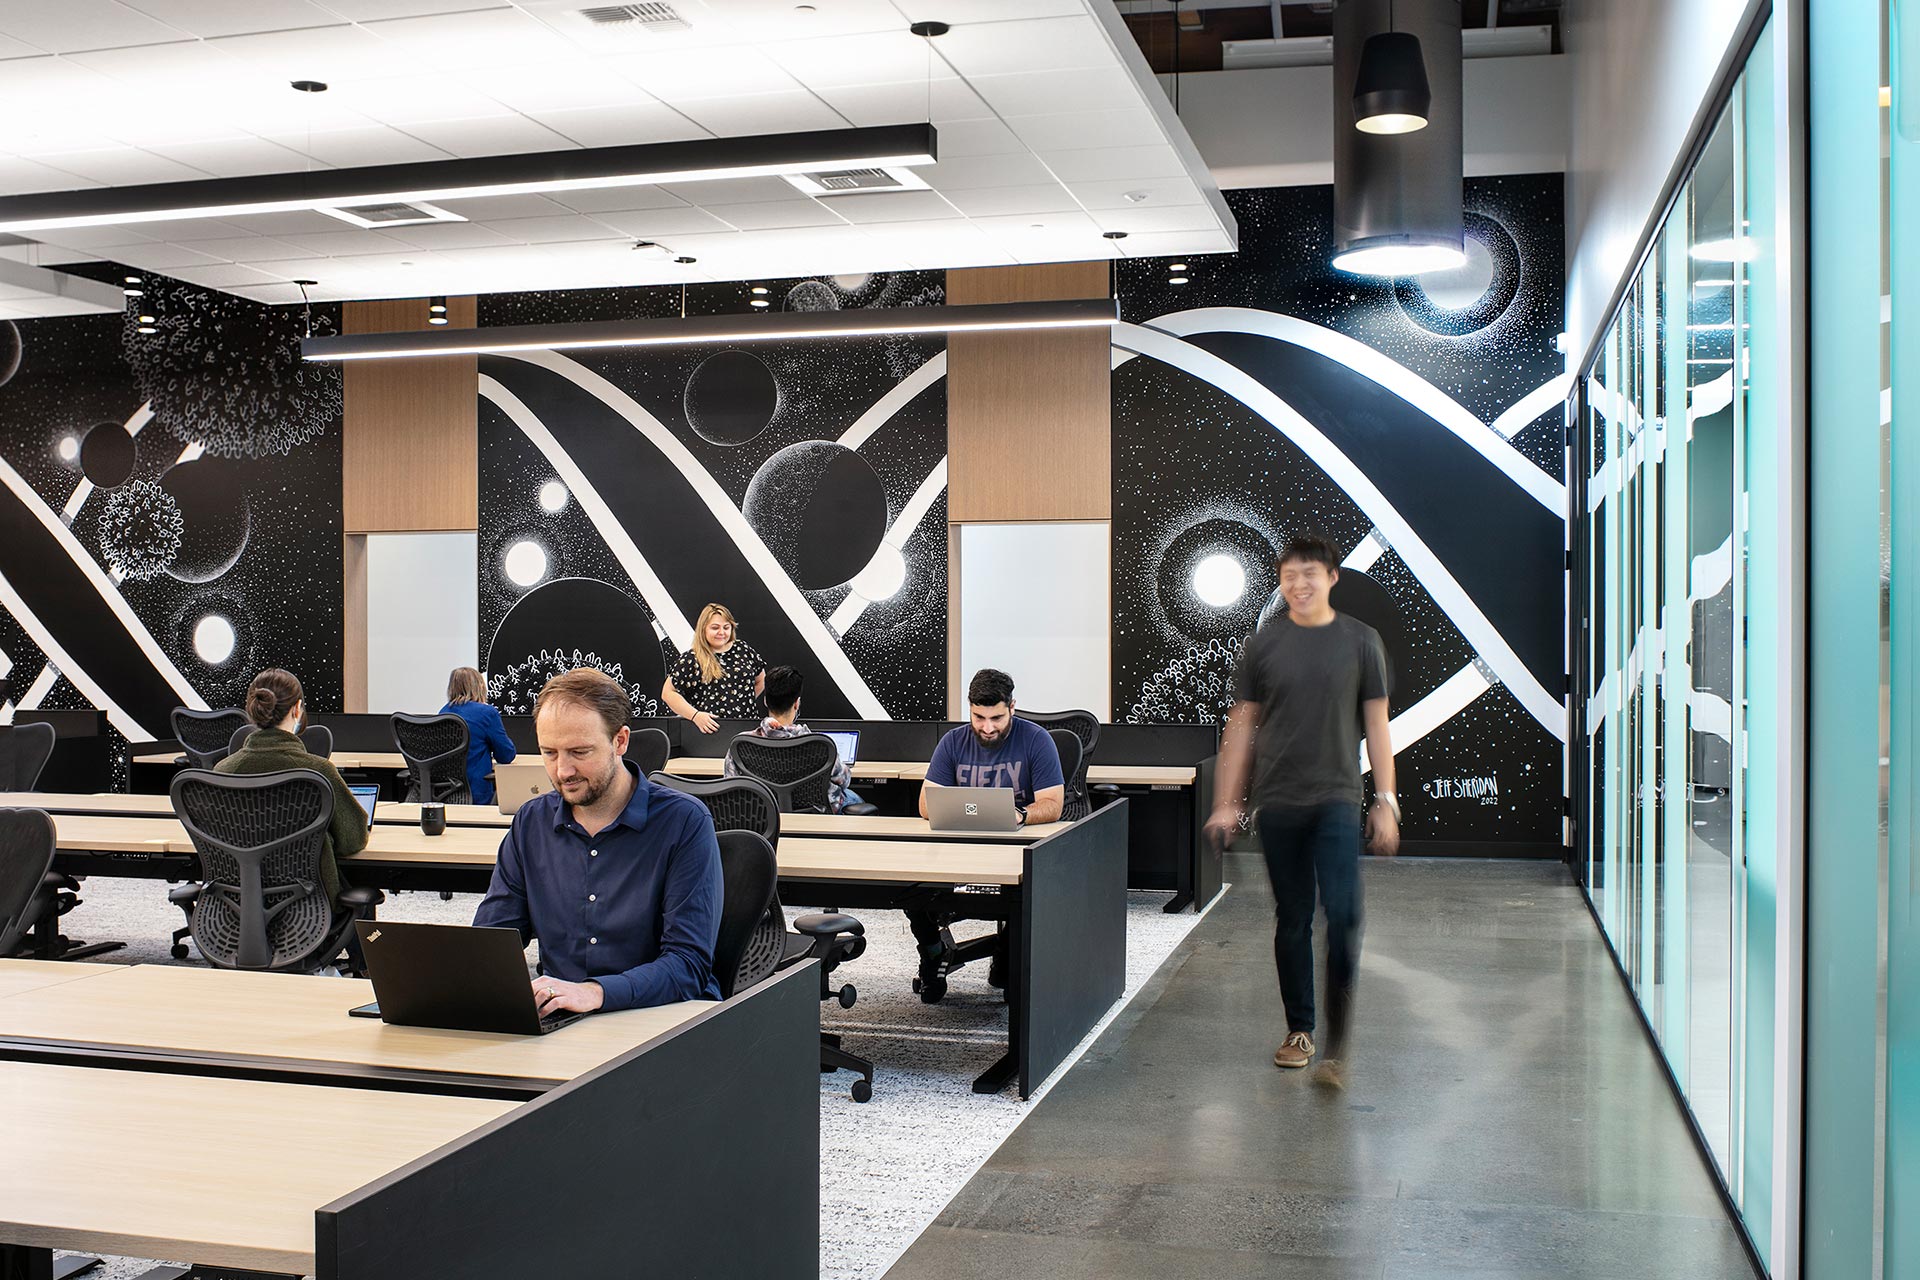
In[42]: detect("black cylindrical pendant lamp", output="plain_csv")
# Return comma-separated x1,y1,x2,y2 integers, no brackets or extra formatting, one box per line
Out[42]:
1332,0,1464,276
1353,30,1431,134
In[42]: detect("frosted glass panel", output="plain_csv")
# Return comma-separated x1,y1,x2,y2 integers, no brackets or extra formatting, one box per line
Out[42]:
366,532,479,716
959,523,1110,719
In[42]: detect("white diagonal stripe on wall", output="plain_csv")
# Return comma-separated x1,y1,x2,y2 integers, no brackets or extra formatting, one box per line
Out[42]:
1114,322,1565,740
0,573,153,740
62,400,154,524
830,457,948,636
838,352,947,452
1358,661,1495,772
497,351,889,720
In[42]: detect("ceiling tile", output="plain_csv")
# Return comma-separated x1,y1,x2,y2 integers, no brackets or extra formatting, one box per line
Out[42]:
109,242,229,269
321,78,518,127
0,157,98,196
934,15,1114,77
611,46,805,102
1004,107,1165,153
0,1,190,54
589,207,737,238
256,124,448,167
971,210,1101,236
274,229,411,257
707,199,847,231
682,0,903,40
362,8,576,70
0,33,47,57
657,175,798,206
546,184,689,215
25,148,211,184
1091,205,1220,234
827,190,961,224
422,193,572,220
765,30,940,90
1103,228,1236,258
938,183,1083,218
163,261,290,287
967,66,1146,118
157,136,313,178
181,234,312,261
396,114,577,158
142,217,270,243
670,91,848,137
214,209,363,235
1068,175,1204,211
24,224,158,250
532,103,708,149
211,24,418,79
484,214,622,245
368,220,517,250
808,77,991,128
466,63,659,116
892,0,1086,19
1038,145,1188,184
116,0,341,39
922,152,1056,191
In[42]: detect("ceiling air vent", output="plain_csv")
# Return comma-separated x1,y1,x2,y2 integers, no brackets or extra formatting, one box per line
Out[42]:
316,201,467,230
579,3,689,29
784,166,932,197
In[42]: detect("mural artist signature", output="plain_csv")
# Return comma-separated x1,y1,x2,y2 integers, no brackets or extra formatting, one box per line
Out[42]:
1422,775,1500,805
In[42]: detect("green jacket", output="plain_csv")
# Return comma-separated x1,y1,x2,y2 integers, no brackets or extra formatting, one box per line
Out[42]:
211,728,369,902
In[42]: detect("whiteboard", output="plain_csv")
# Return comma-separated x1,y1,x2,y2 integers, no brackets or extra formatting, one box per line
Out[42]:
366,532,479,715
958,522,1110,719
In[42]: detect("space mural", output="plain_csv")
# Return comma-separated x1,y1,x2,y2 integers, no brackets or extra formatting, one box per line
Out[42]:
1114,175,1569,849
476,273,948,721
0,268,344,776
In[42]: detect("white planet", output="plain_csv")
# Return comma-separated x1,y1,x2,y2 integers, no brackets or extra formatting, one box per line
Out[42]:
504,540,548,588
847,542,907,602
193,614,237,665
538,479,569,513
1192,553,1247,608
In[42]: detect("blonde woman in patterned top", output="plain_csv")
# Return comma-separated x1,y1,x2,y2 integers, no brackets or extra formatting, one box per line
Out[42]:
662,602,766,733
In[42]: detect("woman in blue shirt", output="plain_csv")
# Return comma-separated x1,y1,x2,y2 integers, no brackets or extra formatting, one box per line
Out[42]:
440,666,517,805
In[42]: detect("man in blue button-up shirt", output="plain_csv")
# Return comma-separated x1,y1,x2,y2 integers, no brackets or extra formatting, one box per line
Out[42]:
474,668,722,1014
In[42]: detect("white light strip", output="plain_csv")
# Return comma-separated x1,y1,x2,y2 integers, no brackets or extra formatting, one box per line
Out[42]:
0,152,938,234
306,312,1115,362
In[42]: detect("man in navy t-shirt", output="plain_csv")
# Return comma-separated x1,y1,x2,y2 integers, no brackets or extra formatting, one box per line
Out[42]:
911,668,1065,1002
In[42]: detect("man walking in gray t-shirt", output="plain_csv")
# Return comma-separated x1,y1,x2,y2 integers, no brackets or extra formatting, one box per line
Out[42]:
1205,534,1400,1089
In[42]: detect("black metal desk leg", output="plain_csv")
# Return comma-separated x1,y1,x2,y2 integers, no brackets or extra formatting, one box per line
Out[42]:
51,1257,103,1280
972,903,1022,1096
2,1246,99,1280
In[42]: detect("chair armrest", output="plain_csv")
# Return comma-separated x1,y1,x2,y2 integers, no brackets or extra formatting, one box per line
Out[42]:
41,869,78,892
166,883,200,907
793,912,863,938
841,802,880,817
338,886,386,909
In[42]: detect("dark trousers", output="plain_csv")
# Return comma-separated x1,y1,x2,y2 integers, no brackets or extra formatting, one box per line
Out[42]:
1258,802,1364,1054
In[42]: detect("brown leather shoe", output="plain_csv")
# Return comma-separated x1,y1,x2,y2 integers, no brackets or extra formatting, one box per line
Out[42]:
1273,1030,1315,1069
1313,1057,1347,1090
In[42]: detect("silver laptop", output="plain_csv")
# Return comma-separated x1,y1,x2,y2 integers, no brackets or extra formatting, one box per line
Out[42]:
347,784,380,823
926,785,1022,832
821,729,860,768
495,762,555,814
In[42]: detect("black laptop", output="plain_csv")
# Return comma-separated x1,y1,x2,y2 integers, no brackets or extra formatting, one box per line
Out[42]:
350,921,584,1035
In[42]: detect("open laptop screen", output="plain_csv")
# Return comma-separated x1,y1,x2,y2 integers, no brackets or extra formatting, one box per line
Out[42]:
348,784,379,823
820,730,859,767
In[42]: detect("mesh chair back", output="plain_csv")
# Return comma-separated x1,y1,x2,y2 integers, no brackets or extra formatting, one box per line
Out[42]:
171,707,251,769
0,808,56,953
10,723,55,791
170,768,341,971
1047,729,1086,821
648,773,780,844
1022,710,1100,822
626,726,671,776
230,722,335,761
726,734,837,814
390,713,471,804
714,829,780,999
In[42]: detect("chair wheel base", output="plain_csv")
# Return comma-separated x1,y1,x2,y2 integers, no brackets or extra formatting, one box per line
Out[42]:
171,943,190,960
836,984,857,1009
850,1079,872,1103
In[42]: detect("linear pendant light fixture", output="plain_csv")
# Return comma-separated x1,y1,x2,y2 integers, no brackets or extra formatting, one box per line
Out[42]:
300,298,1119,362
0,124,937,234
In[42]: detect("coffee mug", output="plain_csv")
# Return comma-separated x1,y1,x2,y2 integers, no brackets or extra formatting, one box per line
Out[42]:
420,801,446,836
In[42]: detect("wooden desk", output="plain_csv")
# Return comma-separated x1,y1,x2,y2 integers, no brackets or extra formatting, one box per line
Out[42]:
660,756,1198,787
133,750,410,771
0,963,710,1094
50,812,185,852
776,837,1024,885
0,1061,513,1275
778,812,1065,842
0,959,118,1002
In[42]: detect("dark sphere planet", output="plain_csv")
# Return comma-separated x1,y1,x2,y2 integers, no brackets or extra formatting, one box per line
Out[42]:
1156,518,1277,641
683,349,780,446
485,577,666,716
0,321,20,386
742,440,887,591
79,420,138,488
1261,566,1411,713
159,457,251,583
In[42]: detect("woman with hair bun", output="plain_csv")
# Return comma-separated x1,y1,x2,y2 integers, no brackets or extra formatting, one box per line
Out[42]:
215,668,368,905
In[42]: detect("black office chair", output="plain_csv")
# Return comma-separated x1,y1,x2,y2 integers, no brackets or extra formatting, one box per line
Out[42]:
1020,709,1100,822
648,772,781,844
390,713,471,804
168,769,383,972
0,801,126,963
228,722,335,759
1047,729,1084,821
171,706,250,769
726,733,879,816
3,722,56,790
715,828,874,1103
626,726,671,776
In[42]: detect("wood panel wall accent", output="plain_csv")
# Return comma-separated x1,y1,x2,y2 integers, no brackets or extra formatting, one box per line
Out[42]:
946,262,1111,523
342,296,478,534
342,534,368,713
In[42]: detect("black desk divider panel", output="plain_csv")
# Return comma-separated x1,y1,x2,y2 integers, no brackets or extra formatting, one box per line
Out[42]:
1194,754,1224,908
1019,800,1129,1098
1093,722,1220,765
316,962,821,1280
12,710,109,794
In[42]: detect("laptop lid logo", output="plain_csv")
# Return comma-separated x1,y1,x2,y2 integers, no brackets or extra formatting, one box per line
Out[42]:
964,803,978,815
367,929,381,942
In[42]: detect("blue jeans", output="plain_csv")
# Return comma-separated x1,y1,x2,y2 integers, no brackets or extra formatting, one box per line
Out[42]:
1257,802,1364,1053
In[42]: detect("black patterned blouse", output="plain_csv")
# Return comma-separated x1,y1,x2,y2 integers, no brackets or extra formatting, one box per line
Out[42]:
668,640,765,719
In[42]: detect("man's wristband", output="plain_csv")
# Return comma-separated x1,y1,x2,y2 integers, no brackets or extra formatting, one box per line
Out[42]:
1374,791,1401,823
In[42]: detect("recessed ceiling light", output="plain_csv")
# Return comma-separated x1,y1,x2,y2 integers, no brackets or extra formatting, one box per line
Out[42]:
137,325,157,334
1168,276,1190,285
675,256,697,264
123,287,143,298
1102,231,1128,240
429,316,449,325
122,275,141,285
1169,263,1187,271
290,80,328,94
1332,242,1467,275
910,20,950,37
1123,191,1150,204
428,297,447,314
750,299,770,308
750,286,769,295
136,314,155,323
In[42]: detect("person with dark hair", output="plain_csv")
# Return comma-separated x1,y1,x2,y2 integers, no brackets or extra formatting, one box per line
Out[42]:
215,668,368,906
910,667,1065,1001
474,667,722,1014
722,664,861,813
1205,532,1399,1090
438,665,516,805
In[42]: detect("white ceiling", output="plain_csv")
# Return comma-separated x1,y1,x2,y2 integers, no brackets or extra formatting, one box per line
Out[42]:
0,0,1237,303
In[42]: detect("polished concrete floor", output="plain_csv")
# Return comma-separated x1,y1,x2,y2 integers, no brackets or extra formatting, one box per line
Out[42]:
884,855,1761,1280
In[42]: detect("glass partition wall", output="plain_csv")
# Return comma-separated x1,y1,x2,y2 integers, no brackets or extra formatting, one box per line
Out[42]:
1574,18,1780,1265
